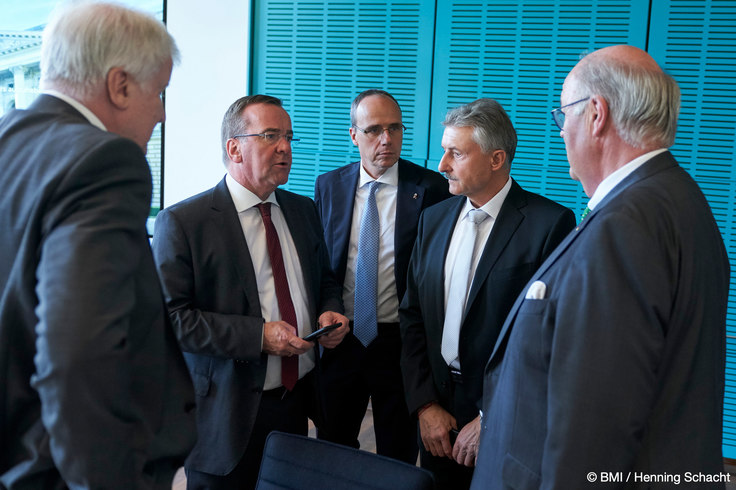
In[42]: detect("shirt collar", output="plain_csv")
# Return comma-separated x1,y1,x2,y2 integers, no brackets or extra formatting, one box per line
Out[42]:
358,160,399,188
225,173,278,212
42,90,107,131
461,176,513,220
588,148,668,210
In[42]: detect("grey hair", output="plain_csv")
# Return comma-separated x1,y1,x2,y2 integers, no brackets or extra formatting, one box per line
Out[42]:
443,98,517,166
40,1,179,98
570,55,680,148
350,89,402,126
220,95,283,166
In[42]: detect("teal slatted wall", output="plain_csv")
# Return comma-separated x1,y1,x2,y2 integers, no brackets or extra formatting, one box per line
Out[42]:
429,0,648,216
252,1,436,197
252,0,736,458
648,0,736,459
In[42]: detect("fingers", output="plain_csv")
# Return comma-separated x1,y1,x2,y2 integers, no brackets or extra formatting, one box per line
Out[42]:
418,405,456,459
263,321,310,356
316,312,350,349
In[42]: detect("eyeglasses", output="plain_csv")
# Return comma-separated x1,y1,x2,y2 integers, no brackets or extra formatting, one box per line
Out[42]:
352,124,406,139
232,131,300,147
550,97,590,131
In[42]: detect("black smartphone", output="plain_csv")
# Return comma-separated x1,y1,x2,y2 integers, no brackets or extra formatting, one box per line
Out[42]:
302,322,342,342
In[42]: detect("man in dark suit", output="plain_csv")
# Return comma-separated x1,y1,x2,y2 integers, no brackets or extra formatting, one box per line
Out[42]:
153,95,349,489
0,3,196,489
314,89,451,462
401,98,575,489
471,46,729,490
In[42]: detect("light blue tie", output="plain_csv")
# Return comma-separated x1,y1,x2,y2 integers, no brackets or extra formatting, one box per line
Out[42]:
441,209,488,365
353,181,381,347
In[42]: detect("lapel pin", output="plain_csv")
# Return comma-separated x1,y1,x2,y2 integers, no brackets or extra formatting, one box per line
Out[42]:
412,193,418,199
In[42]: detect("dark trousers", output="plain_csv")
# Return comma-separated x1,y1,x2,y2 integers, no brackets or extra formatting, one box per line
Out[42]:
185,373,314,490
419,369,477,490
317,324,418,464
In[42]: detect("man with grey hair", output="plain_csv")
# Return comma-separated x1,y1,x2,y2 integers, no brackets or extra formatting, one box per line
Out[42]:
471,45,729,489
400,98,574,489
0,2,195,489
153,95,349,489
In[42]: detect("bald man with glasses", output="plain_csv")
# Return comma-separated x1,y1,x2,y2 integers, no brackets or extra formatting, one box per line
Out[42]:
314,89,451,463
153,95,349,489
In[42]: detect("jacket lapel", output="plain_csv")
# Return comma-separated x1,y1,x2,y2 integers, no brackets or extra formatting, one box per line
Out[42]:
210,178,262,314
276,190,317,317
487,152,678,364
333,163,360,279
463,181,525,318
433,197,467,320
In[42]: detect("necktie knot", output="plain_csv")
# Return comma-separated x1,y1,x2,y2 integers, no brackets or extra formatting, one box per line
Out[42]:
467,209,488,225
367,180,380,195
256,202,272,218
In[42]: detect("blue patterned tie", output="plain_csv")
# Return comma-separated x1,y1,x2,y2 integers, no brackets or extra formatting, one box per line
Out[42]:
353,181,381,347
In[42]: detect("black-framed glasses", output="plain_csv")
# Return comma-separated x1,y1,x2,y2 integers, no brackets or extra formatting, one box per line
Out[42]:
550,97,590,131
232,131,300,147
352,123,406,139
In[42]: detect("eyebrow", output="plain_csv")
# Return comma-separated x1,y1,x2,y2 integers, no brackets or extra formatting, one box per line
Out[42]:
259,127,293,134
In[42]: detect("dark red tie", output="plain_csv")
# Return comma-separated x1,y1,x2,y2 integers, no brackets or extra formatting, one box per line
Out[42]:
256,202,298,391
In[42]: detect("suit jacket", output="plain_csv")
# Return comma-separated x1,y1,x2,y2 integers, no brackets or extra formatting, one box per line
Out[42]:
314,158,451,306
400,180,575,422
152,178,343,475
0,95,196,489
472,152,729,490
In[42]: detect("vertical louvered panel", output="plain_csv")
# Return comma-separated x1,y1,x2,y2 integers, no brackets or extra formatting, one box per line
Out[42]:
429,1,648,215
252,1,435,197
649,0,736,459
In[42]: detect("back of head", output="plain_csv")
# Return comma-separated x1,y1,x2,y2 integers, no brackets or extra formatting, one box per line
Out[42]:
40,1,179,99
443,98,517,165
572,50,680,149
221,94,284,165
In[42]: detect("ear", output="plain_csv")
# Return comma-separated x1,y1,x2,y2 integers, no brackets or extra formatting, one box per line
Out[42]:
588,95,609,137
489,149,507,171
349,127,359,147
226,137,243,164
106,67,130,110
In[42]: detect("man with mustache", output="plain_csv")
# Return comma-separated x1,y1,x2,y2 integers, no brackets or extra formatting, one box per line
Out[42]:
400,98,575,489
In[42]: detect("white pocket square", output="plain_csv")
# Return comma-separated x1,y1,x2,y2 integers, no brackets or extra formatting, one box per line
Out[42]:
525,280,547,300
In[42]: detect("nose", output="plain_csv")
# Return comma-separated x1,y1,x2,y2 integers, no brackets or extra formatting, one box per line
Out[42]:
379,129,393,144
438,153,450,172
276,135,291,152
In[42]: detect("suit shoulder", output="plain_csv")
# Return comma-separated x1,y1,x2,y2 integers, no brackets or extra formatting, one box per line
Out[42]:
400,159,446,183
422,195,464,218
520,187,573,217
161,186,217,217
276,188,315,206
315,162,358,182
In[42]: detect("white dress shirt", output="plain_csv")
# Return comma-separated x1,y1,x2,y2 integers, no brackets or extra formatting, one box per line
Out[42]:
443,177,512,369
42,90,107,131
226,174,315,390
587,148,668,210
343,162,400,323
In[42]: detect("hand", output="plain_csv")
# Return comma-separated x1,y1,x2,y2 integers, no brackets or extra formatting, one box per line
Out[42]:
452,415,480,467
262,321,312,357
315,311,349,349
418,403,456,459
